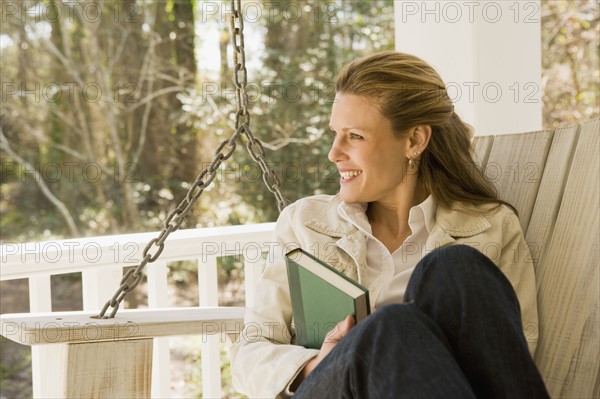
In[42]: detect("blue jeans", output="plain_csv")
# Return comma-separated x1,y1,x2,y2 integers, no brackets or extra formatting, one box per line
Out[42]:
293,245,550,398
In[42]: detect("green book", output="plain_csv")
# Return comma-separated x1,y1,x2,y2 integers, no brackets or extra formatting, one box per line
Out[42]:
285,248,371,349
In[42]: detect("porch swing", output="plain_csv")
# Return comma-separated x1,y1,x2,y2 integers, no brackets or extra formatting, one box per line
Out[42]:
1,0,599,397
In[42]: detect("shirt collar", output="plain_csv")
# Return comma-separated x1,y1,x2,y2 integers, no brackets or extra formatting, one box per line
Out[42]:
337,201,371,236
416,194,437,233
337,195,437,236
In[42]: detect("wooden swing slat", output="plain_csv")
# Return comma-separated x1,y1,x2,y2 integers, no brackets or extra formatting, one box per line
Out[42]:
532,119,599,396
484,129,554,233
471,134,494,168
524,123,580,269
0,307,245,346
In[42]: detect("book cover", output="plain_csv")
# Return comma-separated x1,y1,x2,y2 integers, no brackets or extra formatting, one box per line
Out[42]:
285,248,371,349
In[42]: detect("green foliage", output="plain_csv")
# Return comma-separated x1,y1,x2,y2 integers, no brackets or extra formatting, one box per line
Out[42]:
188,0,396,225
541,0,599,128
169,260,199,285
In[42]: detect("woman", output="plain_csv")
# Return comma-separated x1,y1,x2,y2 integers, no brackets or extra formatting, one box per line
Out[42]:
230,51,549,398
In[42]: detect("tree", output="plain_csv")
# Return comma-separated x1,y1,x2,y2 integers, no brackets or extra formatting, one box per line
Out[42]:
0,0,200,240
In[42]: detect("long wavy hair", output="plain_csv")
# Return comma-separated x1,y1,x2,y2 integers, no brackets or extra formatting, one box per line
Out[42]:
335,51,516,214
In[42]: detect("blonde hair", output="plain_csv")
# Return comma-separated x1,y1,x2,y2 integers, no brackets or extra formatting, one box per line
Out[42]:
335,51,516,214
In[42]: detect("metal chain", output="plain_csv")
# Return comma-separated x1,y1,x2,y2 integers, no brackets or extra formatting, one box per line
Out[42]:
96,0,288,319
229,0,289,211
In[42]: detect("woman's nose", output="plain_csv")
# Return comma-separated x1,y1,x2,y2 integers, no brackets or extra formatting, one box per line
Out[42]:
328,136,348,164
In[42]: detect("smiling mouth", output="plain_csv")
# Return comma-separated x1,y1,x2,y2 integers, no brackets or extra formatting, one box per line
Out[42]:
340,170,362,180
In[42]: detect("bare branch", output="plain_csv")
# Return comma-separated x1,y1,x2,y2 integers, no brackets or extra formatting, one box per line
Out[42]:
132,39,158,165
41,37,86,87
108,27,133,73
0,128,81,237
122,85,186,112
46,105,79,131
261,137,315,151
207,95,236,129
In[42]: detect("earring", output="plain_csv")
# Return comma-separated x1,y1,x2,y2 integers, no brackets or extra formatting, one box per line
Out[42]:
409,150,420,170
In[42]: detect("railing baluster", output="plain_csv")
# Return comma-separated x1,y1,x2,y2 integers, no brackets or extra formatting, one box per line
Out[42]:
28,275,52,398
147,261,171,398
244,247,265,308
82,267,122,311
198,255,222,398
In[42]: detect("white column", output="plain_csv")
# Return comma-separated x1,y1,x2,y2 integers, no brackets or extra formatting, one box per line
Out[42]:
394,0,542,135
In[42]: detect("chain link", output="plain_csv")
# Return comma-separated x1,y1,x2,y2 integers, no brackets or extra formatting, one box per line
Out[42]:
229,0,289,212
96,0,289,319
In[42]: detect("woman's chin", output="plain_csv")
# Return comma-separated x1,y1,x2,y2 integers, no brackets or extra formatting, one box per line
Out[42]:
339,191,361,204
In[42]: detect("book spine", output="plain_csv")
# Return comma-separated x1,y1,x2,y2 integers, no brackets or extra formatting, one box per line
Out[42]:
354,296,368,322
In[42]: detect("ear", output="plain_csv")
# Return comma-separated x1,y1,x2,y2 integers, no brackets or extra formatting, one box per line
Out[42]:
407,125,432,156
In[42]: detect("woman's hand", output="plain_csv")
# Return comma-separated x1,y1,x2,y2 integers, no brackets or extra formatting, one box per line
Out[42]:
291,315,356,390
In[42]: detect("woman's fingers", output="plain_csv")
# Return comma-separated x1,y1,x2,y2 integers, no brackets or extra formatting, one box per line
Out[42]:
324,315,356,343
298,316,357,384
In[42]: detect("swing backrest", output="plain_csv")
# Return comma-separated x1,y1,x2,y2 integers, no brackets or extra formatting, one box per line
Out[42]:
472,118,599,398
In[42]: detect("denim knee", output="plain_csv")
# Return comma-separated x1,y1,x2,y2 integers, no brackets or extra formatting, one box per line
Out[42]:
353,303,405,336
408,245,511,289
424,244,496,271
404,244,520,314
368,303,404,325
348,304,450,352
353,305,432,338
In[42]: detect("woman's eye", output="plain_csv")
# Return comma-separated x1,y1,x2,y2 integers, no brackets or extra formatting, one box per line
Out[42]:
350,133,363,140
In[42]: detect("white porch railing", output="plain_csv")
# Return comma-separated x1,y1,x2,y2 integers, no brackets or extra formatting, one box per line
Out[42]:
0,223,276,398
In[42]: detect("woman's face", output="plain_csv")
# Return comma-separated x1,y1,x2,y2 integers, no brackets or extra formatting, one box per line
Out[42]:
328,93,411,204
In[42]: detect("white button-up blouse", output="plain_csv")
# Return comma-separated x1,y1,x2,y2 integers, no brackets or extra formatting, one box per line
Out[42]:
337,195,436,309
